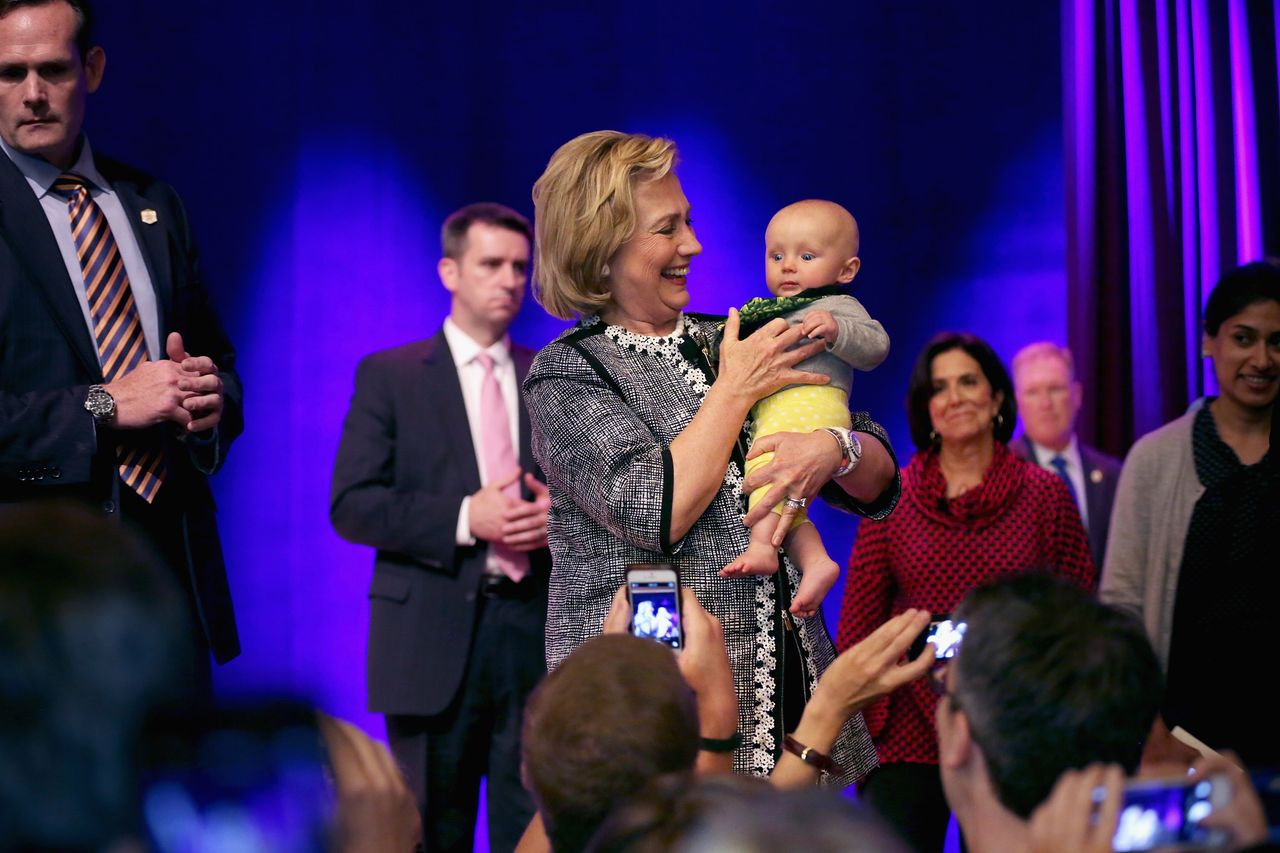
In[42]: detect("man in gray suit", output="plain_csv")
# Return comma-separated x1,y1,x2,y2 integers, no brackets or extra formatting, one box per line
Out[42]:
331,203,550,852
1011,342,1121,570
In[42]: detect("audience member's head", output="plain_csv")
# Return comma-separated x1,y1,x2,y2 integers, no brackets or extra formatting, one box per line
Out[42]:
0,501,188,850
1012,341,1082,453
522,633,700,853
588,774,911,853
937,574,1162,840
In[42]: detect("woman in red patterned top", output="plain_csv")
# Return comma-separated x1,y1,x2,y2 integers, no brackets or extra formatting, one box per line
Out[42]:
836,332,1094,853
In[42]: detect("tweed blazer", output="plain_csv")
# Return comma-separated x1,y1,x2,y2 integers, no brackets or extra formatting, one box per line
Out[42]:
524,313,900,783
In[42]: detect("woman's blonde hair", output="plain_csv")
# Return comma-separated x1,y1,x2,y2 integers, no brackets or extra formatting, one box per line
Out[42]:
532,131,678,320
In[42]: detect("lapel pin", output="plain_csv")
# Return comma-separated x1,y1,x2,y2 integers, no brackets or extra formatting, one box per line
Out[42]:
140,209,158,225
1090,469,1103,484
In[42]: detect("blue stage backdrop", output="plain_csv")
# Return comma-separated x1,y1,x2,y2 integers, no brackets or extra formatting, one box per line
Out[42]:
89,2,1066,744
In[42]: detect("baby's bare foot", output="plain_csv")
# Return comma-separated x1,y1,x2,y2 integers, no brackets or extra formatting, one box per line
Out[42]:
790,557,839,617
720,542,780,577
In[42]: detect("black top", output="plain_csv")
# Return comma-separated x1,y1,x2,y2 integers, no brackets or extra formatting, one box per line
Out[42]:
1164,401,1279,766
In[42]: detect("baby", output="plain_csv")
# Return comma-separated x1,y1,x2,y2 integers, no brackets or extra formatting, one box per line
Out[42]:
722,200,889,617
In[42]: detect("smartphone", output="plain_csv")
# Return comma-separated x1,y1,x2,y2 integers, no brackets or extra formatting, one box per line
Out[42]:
138,702,334,853
908,616,967,661
1106,775,1231,851
626,564,683,651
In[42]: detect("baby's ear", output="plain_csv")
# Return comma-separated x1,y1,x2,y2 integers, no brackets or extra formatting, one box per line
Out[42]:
837,256,861,283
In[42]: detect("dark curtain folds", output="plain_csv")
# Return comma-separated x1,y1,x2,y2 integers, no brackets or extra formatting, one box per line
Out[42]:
1064,0,1280,455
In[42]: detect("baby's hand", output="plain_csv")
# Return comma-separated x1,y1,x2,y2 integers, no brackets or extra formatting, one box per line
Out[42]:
800,310,838,345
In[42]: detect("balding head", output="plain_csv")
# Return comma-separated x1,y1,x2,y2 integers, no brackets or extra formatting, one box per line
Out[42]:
764,199,862,296
769,199,860,257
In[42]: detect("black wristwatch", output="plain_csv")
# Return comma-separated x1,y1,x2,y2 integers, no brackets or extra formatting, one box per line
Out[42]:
84,384,116,423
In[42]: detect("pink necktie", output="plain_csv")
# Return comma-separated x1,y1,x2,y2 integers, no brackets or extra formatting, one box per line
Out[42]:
476,352,529,582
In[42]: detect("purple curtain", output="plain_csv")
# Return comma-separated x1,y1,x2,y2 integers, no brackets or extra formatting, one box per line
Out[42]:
1064,0,1280,455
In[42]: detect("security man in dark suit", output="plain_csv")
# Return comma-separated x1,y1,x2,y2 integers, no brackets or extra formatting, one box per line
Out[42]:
0,0,241,671
331,203,551,852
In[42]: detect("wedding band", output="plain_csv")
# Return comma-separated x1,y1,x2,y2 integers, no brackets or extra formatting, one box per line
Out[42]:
783,496,807,510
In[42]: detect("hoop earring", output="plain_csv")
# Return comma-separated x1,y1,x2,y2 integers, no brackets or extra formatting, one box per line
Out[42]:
601,264,611,278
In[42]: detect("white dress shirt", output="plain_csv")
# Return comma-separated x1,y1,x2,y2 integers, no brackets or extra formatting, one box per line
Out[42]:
1027,435,1090,530
442,319,522,560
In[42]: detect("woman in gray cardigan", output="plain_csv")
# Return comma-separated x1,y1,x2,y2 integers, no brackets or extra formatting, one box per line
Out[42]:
1101,260,1279,766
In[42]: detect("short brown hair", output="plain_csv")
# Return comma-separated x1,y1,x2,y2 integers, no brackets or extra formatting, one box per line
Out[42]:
522,634,699,853
440,202,531,260
531,131,678,320
0,0,94,57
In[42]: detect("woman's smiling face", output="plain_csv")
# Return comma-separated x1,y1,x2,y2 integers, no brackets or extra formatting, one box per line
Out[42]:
1204,298,1280,413
928,348,1003,446
603,173,702,331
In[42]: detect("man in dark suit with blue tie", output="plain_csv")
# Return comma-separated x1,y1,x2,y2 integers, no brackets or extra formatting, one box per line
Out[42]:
1011,342,1121,571
0,0,241,670
331,203,551,852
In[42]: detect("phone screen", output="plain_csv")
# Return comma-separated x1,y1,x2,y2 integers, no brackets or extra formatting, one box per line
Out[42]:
909,617,967,661
628,576,682,651
139,704,334,853
928,619,966,659
1108,778,1221,851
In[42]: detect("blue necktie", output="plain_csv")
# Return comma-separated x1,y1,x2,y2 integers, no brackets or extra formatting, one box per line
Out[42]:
1050,455,1079,507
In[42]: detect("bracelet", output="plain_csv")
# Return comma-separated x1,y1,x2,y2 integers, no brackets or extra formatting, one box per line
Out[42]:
783,734,845,776
822,427,862,477
699,731,743,753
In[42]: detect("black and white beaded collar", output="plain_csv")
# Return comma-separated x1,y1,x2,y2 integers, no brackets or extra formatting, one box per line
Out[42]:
591,314,713,399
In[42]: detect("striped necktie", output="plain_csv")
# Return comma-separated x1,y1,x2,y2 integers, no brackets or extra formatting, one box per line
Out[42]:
53,173,166,502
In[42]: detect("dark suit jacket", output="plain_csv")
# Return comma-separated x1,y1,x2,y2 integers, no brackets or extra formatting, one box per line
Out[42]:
0,151,243,662
1013,434,1122,571
330,331,551,716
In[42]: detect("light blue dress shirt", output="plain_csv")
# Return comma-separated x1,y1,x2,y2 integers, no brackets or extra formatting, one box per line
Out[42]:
0,135,161,362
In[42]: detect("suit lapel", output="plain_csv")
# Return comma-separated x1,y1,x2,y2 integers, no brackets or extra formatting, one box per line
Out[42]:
513,344,535,474
424,333,482,494
107,169,173,331
1080,445,1104,517
0,155,100,377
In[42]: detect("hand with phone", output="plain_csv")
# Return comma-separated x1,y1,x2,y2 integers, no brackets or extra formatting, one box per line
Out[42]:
772,609,934,789
908,615,967,662
1109,774,1231,850
605,575,739,775
816,608,936,720
1190,754,1267,852
1029,758,1266,853
1029,763,1125,853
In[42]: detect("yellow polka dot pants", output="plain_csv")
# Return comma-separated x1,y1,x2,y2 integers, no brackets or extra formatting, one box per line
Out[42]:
746,384,851,532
